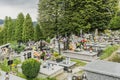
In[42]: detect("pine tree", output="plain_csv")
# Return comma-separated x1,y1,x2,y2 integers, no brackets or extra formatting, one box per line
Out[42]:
38,0,119,36
15,13,24,42
7,17,14,42
34,24,43,41
0,27,3,45
3,16,9,43
22,14,34,42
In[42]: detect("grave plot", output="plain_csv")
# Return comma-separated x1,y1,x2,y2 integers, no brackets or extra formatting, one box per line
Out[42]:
86,43,108,51
84,60,120,80
48,57,76,71
40,63,64,77
116,49,120,55
63,50,98,61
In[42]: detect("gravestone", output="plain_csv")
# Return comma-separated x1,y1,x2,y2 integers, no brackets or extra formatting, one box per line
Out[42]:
84,60,120,80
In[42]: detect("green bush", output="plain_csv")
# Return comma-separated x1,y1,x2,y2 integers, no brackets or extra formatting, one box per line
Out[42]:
100,45,119,60
13,58,21,65
0,59,10,72
10,41,26,53
21,58,41,79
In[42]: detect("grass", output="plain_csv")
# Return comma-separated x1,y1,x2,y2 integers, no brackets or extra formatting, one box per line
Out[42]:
17,72,26,79
100,45,119,60
71,59,87,66
108,53,120,63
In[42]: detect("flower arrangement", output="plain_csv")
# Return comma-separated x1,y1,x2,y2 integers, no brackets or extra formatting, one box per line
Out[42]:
51,52,65,62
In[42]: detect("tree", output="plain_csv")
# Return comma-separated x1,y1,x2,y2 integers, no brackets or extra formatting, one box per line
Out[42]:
38,0,64,38
38,0,119,36
7,17,14,42
34,24,43,41
109,11,120,30
15,13,24,42
21,58,41,79
22,14,34,42
0,27,3,45
3,16,9,43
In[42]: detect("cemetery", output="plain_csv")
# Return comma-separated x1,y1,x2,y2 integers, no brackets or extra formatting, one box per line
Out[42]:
0,30,120,80
0,0,120,80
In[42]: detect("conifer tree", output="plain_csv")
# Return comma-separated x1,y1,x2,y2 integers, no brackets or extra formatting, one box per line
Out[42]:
15,13,24,42
22,14,34,42
34,24,43,41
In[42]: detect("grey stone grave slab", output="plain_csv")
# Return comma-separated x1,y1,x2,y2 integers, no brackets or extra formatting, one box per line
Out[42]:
116,50,120,56
40,64,64,77
63,50,98,61
48,59,76,68
84,60,120,80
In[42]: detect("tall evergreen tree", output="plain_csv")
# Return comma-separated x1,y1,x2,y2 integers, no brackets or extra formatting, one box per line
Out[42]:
3,16,9,43
38,0,64,38
0,27,3,45
7,17,14,42
22,14,34,42
15,13,24,42
38,0,119,36
34,24,43,41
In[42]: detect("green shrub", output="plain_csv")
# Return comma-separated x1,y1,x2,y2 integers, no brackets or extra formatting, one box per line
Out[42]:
10,41,26,53
21,58,41,79
13,58,21,65
0,59,10,72
100,45,119,59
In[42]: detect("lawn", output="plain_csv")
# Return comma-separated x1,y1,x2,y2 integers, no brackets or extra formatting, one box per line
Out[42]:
71,59,87,66
100,45,119,60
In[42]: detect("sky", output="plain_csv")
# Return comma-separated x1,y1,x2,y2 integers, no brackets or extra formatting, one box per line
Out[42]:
0,0,39,21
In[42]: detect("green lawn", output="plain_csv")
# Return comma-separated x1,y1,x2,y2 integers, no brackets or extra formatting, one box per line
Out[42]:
71,59,87,66
100,45,119,60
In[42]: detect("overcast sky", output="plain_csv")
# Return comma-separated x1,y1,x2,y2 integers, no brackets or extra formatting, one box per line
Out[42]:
0,0,39,21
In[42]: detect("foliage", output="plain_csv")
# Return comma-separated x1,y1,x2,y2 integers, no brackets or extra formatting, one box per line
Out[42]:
22,14,34,42
21,58,41,79
2,16,9,43
100,45,119,59
10,41,26,53
109,14,120,30
71,59,86,66
17,72,27,79
46,37,51,43
34,24,43,41
38,0,119,37
7,17,15,42
15,13,24,41
13,58,21,65
0,59,10,72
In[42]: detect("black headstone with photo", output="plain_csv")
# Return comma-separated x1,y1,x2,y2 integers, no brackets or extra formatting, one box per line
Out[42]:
27,52,31,59
8,60,13,65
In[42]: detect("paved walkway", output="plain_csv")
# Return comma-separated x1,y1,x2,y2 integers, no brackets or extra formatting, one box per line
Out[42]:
72,67,84,74
0,70,26,80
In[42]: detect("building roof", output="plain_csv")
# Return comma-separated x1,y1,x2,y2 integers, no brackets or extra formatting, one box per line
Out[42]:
84,60,120,78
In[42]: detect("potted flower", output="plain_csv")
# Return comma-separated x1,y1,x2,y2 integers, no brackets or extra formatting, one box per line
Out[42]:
56,55,65,62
